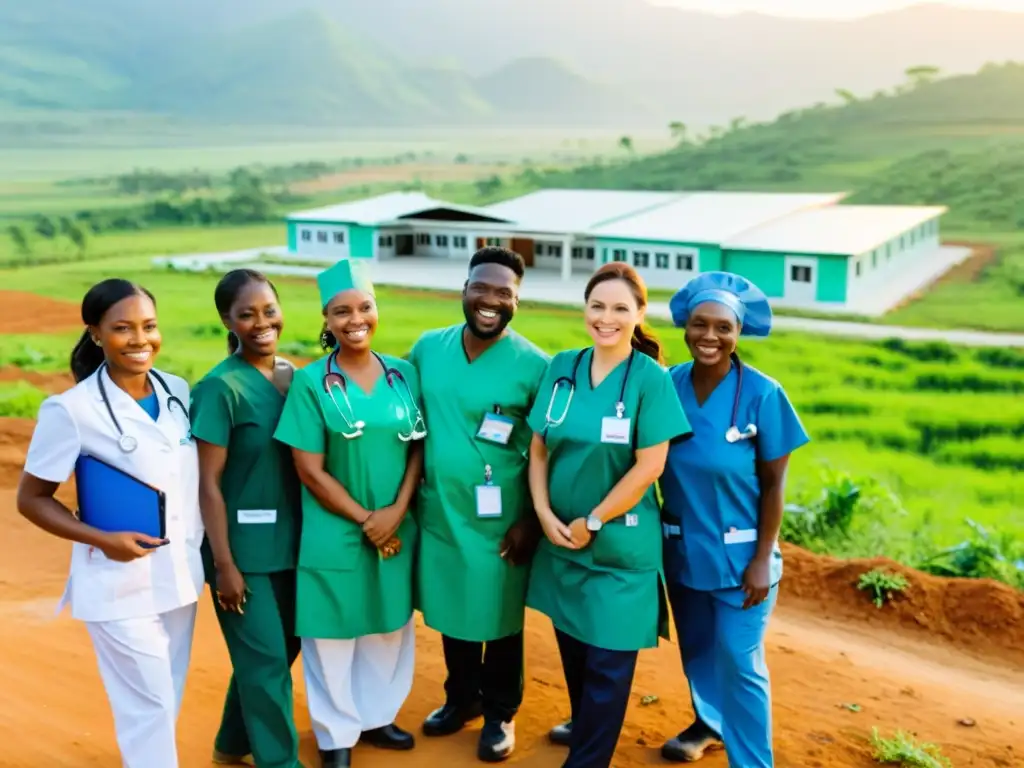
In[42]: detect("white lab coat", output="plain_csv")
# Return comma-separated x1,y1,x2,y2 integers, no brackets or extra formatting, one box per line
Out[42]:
23,365,205,768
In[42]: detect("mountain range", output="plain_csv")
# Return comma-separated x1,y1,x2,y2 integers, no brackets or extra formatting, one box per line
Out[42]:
3,0,1024,127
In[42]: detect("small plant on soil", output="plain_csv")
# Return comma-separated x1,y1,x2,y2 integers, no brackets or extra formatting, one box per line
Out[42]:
870,727,952,767
858,569,910,608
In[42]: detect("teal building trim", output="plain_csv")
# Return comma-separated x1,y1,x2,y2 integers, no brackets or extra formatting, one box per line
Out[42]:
349,225,376,259
287,221,297,252
815,255,848,303
722,250,786,298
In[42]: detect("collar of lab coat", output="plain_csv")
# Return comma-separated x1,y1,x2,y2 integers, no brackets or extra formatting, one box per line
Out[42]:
86,366,186,450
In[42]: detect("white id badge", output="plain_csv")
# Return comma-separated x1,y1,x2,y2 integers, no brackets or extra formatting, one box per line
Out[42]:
477,413,515,445
625,513,639,527
475,485,503,518
600,416,631,444
724,528,757,545
238,509,278,524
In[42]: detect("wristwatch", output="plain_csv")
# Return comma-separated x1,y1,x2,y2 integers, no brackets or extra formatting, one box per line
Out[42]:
585,514,604,534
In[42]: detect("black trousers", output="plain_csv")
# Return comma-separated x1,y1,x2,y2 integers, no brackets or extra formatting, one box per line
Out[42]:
555,629,638,768
442,631,524,723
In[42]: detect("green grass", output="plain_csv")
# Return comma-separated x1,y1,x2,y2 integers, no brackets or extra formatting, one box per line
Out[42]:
1,250,1021,571
870,728,952,768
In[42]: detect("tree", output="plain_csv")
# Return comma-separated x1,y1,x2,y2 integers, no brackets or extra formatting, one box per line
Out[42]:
66,223,88,258
7,224,30,255
33,215,56,239
905,65,941,89
668,121,689,144
618,135,634,154
836,88,859,104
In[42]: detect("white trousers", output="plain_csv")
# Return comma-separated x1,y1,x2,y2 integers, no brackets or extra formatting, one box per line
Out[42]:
302,618,416,750
85,603,198,768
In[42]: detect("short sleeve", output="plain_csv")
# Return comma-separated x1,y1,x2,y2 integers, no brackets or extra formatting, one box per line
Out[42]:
23,398,81,483
636,365,693,450
756,384,810,462
189,377,234,448
526,358,559,435
273,368,326,454
407,333,426,369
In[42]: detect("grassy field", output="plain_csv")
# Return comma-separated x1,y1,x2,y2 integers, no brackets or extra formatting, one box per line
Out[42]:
1,253,1020,588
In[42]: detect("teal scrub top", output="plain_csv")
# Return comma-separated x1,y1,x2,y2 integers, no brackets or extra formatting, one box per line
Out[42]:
660,359,810,592
525,347,693,651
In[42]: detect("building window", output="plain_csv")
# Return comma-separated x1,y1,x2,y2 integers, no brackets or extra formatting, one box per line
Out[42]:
791,265,813,283
633,251,650,268
586,247,595,260
535,243,544,255
317,231,328,243
676,253,694,271
333,232,345,244
386,235,394,247
572,246,582,260
855,261,862,277
301,229,312,241
378,235,385,246
487,238,501,246
416,233,432,245
613,249,627,262
437,235,449,247
871,250,878,268
454,236,467,249
655,253,670,269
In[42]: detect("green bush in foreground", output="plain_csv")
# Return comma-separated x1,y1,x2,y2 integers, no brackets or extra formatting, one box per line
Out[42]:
870,728,952,768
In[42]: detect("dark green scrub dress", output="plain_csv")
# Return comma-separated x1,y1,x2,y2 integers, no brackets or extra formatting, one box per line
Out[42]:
190,355,302,768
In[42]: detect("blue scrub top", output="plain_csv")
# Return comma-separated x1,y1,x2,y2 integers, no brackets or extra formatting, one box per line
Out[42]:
660,359,809,592
136,391,160,421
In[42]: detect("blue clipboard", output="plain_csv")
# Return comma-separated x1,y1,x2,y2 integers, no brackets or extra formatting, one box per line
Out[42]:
75,454,167,541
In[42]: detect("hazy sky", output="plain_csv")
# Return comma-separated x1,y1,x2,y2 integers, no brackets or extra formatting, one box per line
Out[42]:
657,0,1024,17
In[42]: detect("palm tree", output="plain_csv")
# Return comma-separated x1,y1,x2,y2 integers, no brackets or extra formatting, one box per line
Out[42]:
618,135,634,154
668,121,688,144
905,65,941,89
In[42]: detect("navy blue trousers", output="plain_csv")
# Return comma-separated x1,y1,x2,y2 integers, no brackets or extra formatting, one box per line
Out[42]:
554,629,638,768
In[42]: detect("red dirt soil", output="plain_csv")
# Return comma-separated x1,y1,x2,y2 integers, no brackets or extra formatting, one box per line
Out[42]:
0,414,1020,768
0,291,82,334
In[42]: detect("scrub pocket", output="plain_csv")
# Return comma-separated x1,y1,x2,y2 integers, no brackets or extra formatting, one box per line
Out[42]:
297,506,364,572
590,512,661,572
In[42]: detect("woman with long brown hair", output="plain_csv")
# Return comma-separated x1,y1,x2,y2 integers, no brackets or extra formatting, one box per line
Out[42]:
525,262,693,768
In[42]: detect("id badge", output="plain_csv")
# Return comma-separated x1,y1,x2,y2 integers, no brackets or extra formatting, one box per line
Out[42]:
475,484,503,518
238,509,278,524
477,412,515,445
600,416,631,445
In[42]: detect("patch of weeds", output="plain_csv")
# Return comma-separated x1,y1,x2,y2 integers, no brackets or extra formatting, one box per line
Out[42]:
858,569,910,608
870,728,952,768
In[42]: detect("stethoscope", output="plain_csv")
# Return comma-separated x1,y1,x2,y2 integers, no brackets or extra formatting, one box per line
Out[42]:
97,363,192,453
323,351,428,441
715,353,758,444
544,348,635,431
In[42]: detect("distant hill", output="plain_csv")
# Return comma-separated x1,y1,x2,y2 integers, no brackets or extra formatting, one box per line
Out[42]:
542,62,1024,224
2,0,1024,127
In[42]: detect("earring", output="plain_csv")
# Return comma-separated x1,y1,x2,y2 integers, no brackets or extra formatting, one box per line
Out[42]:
93,338,101,346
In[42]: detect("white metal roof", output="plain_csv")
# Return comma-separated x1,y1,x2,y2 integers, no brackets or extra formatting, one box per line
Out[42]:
287,191,511,226
483,189,683,233
588,191,846,244
723,204,949,255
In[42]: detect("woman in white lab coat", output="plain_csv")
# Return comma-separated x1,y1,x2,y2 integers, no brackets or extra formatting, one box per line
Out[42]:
16,278,204,768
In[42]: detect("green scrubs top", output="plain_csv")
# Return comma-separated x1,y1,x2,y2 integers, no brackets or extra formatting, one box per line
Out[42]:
410,325,550,642
273,352,422,640
525,348,693,652
190,355,301,576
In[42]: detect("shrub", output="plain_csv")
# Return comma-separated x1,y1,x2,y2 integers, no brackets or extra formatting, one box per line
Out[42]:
870,728,952,768
857,569,910,608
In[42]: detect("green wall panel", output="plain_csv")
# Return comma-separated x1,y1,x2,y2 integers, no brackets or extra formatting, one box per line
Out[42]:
722,250,785,297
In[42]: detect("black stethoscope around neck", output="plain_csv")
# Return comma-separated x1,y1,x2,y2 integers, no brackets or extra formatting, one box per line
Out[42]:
693,352,757,443
96,363,191,453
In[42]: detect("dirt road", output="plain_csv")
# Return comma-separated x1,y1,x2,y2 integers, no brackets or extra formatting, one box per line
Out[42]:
0,420,1021,768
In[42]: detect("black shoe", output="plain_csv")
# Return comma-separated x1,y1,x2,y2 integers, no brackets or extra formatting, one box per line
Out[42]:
422,701,483,736
361,723,415,751
318,748,351,768
478,719,515,762
661,720,722,763
548,719,572,747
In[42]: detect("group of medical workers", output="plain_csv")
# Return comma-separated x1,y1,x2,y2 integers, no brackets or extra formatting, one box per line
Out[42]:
16,244,809,768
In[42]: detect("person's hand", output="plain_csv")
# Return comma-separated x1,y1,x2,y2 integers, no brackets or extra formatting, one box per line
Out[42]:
96,531,167,562
539,510,577,549
378,536,402,559
363,504,405,547
568,518,593,549
742,555,772,610
500,518,541,566
215,562,249,614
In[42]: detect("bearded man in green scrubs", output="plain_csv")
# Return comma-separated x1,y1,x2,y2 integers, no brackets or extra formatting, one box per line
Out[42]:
410,246,549,763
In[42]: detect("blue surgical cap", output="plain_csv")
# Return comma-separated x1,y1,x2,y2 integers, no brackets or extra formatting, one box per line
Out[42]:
669,271,772,337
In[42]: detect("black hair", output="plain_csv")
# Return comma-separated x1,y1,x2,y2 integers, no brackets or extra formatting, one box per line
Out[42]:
213,268,278,353
319,323,339,351
468,246,525,280
70,279,156,383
